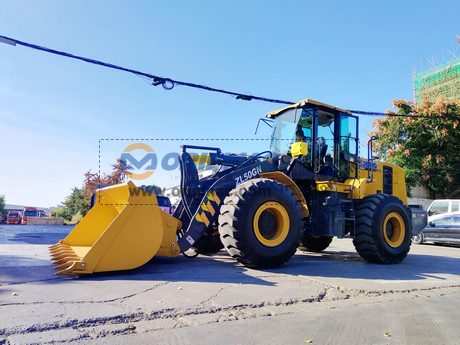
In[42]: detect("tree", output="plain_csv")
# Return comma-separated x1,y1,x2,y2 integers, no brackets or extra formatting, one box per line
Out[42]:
82,158,133,201
139,183,162,195
369,96,460,198
54,207,73,221
63,188,91,217
59,158,136,220
0,195,6,216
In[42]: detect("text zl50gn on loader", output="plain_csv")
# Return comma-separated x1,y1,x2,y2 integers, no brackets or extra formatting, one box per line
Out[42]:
49,99,427,275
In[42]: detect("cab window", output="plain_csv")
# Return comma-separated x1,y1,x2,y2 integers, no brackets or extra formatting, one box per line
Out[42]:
270,108,298,155
338,114,358,178
306,109,334,176
294,108,315,169
340,115,358,156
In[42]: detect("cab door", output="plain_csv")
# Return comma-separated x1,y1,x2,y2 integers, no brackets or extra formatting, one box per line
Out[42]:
336,114,359,179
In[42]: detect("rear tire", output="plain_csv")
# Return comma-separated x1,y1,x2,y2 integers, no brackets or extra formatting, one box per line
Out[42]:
353,194,411,264
218,178,302,269
298,235,332,252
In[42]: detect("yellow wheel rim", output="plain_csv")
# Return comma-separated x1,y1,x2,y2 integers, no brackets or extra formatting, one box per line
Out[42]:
383,212,405,248
253,202,290,247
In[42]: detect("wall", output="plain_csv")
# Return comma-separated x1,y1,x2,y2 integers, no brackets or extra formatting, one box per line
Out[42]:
27,217,64,225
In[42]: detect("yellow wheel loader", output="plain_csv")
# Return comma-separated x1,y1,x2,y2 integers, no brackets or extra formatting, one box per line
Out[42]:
50,99,427,275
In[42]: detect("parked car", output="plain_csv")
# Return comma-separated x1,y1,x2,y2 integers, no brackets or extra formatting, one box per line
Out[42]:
412,213,460,245
157,196,174,215
6,211,21,224
427,199,460,221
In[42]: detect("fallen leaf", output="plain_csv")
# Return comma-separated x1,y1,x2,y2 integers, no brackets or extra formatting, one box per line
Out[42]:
305,341,312,343
129,323,135,329
384,332,390,337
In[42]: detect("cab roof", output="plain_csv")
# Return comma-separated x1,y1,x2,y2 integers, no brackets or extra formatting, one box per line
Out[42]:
265,98,352,119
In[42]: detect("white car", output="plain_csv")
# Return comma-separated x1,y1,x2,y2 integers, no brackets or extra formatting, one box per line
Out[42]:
427,199,460,222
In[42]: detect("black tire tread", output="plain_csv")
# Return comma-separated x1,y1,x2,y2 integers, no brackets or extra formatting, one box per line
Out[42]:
218,178,302,269
353,194,412,264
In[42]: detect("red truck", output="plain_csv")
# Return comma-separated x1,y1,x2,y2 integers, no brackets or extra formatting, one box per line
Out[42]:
22,207,38,224
6,211,21,224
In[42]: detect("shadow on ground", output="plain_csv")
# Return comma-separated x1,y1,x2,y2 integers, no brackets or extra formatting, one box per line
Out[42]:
276,247,460,281
1,224,459,286
2,248,460,288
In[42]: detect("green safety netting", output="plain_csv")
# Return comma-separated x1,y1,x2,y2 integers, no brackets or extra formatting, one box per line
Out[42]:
413,56,460,103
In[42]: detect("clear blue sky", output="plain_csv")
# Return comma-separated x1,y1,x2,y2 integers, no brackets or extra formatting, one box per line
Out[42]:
1,0,459,207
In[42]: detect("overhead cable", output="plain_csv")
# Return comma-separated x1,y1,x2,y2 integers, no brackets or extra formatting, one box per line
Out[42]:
1,34,459,120
0,35,293,105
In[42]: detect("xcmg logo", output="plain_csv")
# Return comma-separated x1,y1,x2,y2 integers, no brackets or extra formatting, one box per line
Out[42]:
120,143,181,180
357,158,378,169
120,143,157,180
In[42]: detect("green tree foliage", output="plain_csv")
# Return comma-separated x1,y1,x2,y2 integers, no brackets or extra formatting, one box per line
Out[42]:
139,184,162,195
54,207,73,221
369,96,460,198
0,195,7,215
63,188,91,217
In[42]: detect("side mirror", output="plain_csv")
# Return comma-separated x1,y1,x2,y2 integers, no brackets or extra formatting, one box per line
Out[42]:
428,222,435,227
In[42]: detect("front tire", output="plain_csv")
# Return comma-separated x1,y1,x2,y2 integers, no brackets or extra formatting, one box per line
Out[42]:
353,194,411,264
218,178,302,269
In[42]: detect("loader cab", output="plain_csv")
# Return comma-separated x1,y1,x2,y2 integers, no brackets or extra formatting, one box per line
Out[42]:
267,99,359,180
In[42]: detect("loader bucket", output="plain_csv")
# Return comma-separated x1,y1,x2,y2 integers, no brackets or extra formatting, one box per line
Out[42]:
49,181,181,275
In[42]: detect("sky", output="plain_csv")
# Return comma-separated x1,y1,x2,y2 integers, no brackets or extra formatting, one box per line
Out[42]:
0,0,459,207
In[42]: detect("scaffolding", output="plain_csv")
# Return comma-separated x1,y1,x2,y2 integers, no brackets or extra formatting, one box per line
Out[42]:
413,55,460,103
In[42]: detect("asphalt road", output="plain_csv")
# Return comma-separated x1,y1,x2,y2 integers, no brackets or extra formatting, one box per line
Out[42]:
1,224,460,345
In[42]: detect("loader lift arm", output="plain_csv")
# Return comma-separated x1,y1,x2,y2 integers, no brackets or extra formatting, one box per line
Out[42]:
174,145,278,253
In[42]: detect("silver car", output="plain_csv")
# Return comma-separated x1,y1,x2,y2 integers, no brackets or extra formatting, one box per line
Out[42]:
412,213,460,245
